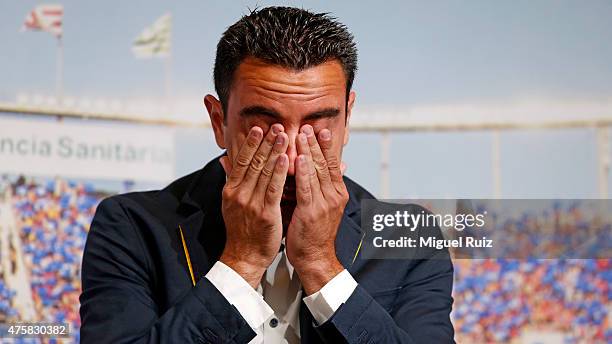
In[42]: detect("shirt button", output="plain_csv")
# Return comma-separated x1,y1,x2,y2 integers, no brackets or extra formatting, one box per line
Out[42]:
269,318,279,328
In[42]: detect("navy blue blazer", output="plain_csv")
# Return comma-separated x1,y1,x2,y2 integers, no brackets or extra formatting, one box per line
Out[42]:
79,156,455,343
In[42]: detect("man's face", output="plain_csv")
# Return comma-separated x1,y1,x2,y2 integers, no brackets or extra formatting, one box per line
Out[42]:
206,57,355,223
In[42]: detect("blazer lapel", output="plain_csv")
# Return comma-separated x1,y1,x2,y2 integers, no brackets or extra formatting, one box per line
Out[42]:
177,211,206,283
175,156,227,286
335,192,365,272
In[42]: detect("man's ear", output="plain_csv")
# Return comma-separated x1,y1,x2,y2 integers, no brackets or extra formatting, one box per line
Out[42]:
204,94,226,149
343,91,356,145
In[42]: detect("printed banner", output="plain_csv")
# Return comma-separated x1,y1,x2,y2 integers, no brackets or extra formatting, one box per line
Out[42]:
0,118,175,181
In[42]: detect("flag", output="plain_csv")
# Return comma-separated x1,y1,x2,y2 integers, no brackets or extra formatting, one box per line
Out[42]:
22,4,63,37
132,13,172,59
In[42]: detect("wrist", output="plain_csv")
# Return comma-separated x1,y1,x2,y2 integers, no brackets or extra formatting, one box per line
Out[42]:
219,252,266,289
295,256,344,295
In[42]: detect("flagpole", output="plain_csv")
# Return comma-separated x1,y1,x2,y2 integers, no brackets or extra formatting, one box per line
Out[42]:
56,35,63,104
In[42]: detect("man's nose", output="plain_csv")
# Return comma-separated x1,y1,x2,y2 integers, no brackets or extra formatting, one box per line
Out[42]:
285,130,298,176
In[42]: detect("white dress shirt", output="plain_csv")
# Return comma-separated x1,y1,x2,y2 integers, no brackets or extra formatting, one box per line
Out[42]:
206,244,357,343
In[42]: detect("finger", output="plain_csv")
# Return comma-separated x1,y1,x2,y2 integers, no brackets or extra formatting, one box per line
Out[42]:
297,132,322,201
301,125,333,197
226,127,263,188
241,124,284,191
265,153,289,206
296,131,311,157
255,132,289,202
341,161,347,175
295,154,312,205
318,129,344,187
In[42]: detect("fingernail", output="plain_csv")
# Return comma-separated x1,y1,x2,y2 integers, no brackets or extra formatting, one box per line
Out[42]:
299,133,307,143
302,125,313,136
320,129,331,141
251,127,262,138
278,154,287,166
275,134,285,145
272,125,281,135
299,155,306,164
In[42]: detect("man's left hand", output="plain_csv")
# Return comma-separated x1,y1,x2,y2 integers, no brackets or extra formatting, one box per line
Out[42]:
286,124,349,295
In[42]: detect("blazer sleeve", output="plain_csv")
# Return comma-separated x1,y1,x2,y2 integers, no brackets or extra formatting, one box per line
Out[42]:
313,249,455,343
79,197,256,344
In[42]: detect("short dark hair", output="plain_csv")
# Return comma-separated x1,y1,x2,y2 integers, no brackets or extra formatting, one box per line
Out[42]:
214,6,358,114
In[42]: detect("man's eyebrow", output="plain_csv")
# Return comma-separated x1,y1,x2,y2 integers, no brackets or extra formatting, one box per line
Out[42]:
239,106,282,119
303,108,341,121
239,106,341,120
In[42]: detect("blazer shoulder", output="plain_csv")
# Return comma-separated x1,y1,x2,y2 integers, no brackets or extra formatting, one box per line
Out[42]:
93,168,204,227
343,175,376,208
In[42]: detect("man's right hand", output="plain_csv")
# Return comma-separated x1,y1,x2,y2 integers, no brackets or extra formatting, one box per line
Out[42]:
218,125,289,288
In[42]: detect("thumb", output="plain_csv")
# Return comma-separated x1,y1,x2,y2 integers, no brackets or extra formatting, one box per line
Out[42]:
341,161,347,175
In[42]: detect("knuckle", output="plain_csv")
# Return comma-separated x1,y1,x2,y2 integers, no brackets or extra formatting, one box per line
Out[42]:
320,140,332,149
246,137,259,149
250,154,266,171
236,155,250,167
337,195,349,208
260,211,272,222
299,185,310,196
222,187,233,199
264,195,277,207
326,157,341,169
235,194,249,207
339,186,349,198
260,166,273,177
267,182,281,195
314,158,328,171
246,203,258,213
263,210,279,223
340,192,349,204
241,201,259,215
308,210,320,222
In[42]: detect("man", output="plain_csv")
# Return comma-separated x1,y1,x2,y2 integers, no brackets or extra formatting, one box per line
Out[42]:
79,6,454,343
